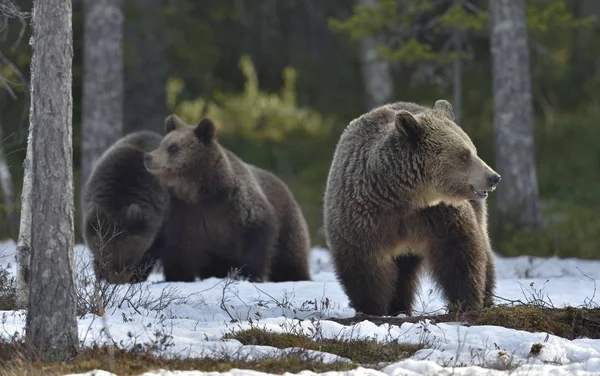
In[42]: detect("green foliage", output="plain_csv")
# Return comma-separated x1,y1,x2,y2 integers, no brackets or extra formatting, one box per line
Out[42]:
329,1,484,67
526,0,596,36
489,110,600,259
168,55,334,142
436,3,488,34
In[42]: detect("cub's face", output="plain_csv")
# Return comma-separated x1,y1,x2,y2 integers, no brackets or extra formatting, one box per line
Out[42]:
394,100,501,204
144,114,217,185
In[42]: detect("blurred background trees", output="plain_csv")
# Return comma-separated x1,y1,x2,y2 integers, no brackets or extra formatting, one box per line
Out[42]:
0,0,599,259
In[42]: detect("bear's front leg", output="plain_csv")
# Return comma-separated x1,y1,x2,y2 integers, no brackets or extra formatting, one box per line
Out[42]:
240,220,277,282
332,246,399,316
388,254,423,316
161,245,197,282
420,205,487,313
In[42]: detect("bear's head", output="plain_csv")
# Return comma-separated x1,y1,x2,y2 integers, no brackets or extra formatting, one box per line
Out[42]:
86,203,160,284
394,99,501,206
144,114,231,202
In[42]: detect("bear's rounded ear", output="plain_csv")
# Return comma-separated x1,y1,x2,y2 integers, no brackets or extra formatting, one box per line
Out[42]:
164,114,187,135
433,99,455,121
194,118,216,143
394,110,421,143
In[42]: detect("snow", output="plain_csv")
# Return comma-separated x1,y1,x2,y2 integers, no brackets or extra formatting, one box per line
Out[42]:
2,239,600,376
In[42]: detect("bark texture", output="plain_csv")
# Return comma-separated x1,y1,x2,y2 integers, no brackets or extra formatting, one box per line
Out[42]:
25,0,78,360
489,0,541,228
357,0,393,110
124,0,168,134
81,0,124,191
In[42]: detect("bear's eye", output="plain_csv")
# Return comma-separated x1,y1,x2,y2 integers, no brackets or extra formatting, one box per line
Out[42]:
167,144,179,154
461,151,471,162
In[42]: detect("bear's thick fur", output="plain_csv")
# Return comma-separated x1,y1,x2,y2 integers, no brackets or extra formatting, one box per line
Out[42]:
323,99,500,316
82,130,170,284
144,114,311,283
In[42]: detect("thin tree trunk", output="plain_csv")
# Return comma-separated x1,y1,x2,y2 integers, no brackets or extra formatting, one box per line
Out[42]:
81,0,123,195
488,0,541,228
357,0,393,109
15,120,32,309
124,0,168,134
25,0,78,361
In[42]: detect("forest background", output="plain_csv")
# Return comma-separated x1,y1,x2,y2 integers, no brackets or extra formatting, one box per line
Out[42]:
0,0,599,259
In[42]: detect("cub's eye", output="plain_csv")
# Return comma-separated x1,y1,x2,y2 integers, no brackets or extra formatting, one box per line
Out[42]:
167,144,179,154
461,151,471,162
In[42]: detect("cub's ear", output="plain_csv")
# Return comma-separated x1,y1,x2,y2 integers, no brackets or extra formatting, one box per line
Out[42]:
164,114,187,135
394,110,421,144
124,204,146,232
194,118,216,143
433,99,455,121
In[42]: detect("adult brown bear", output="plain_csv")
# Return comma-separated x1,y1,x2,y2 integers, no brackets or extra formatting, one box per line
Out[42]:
323,100,500,316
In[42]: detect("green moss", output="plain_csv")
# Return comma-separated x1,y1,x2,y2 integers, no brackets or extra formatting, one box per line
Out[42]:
473,306,600,340
225,328,423,365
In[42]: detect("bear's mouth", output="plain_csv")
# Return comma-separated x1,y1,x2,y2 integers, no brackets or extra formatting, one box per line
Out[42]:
471,186,489,199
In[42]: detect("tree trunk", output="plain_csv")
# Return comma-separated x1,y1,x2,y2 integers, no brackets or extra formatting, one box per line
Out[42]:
357,0,393,109
81,0,124,195
124,0,169,134
15,120,32,309
488,0,541,228
25,0,78,361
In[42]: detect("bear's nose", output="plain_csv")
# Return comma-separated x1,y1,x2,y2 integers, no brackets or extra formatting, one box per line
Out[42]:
488,174,501,186
144,153,153,163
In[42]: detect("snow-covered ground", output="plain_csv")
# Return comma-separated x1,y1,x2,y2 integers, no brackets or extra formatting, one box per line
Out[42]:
1,239,600,376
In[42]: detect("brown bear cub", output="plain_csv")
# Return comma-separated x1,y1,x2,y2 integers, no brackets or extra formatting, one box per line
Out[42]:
323,99,501,316
144,114,311,283
82,130,170,284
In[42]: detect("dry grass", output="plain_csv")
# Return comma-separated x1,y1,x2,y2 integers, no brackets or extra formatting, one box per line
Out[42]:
225,328,423,366
0,341,356,375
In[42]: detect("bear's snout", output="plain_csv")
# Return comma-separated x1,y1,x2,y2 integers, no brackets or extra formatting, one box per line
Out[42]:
144,152,161,174
488,173,501,189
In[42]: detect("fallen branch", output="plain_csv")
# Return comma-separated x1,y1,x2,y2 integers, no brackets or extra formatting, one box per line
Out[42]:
326,311,476,327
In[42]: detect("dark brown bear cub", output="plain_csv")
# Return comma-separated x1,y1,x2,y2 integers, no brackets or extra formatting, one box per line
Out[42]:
82,130,170,284
144,114,311,283
323,99,500,316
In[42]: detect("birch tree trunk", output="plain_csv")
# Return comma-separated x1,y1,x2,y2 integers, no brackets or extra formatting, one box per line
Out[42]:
81,0,123,194
15,121,32,309
357,0,393,109
25,0,78,360
124,0,168,134
489,0,541,228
